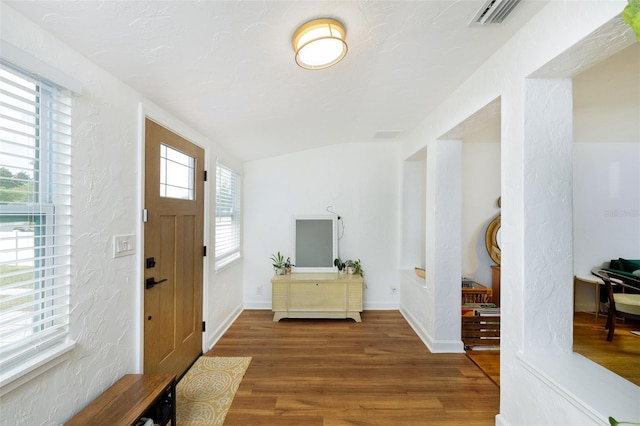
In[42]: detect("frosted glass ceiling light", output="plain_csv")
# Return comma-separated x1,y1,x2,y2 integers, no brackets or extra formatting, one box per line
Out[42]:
292,18,347,70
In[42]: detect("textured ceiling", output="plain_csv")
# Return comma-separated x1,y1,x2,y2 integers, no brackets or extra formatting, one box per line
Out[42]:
7,0,548,161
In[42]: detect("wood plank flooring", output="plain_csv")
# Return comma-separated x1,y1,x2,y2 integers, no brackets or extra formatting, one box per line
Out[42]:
464,312,640,389
573,312,640,386
206,310,499,425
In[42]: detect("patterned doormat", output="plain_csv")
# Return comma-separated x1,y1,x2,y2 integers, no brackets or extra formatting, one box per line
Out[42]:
176,356,251,426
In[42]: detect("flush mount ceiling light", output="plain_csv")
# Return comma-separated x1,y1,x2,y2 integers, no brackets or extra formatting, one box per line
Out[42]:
292,18,347,70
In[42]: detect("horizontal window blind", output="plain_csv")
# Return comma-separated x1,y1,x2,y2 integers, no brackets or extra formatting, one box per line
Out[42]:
0,60,72,375
215,161,241,270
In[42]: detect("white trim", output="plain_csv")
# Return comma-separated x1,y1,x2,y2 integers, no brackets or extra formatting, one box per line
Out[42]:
400,305,465,354
495,414,511,426
243,302,271,310
0,340,75,397
517,351,640,423
1,40,82,94
290,214,338,274
363,302,399,310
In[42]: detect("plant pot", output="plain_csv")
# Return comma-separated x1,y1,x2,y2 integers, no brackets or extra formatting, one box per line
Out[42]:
276,268,285,275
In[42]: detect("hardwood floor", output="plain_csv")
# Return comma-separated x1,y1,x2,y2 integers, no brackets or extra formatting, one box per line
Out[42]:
206,310,499,425
464,312,640,389
573,311,640,386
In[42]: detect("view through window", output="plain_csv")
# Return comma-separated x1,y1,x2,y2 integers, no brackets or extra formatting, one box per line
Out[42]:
0,61,72,378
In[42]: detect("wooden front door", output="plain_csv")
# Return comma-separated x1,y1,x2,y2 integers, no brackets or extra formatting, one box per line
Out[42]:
144,118,205,376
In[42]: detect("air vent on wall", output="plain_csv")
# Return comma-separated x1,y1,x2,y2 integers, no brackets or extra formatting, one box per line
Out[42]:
470,0,522,25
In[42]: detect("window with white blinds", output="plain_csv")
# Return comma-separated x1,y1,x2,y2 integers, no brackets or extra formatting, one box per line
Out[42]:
0,61,72,379
215,161,241,270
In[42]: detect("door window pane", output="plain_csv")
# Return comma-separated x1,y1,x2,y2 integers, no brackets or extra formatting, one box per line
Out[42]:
160,144,195,200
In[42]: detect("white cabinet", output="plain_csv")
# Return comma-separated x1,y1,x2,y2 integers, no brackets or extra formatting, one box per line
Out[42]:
271,273,363,322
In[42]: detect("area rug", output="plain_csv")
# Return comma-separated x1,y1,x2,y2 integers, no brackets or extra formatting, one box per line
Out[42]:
176,356,251,426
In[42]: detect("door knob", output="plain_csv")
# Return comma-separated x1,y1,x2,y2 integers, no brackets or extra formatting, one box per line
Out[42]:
145,277,168,289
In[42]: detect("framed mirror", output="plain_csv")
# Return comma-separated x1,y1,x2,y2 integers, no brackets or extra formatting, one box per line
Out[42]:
485,215,501,265
291,215,338,273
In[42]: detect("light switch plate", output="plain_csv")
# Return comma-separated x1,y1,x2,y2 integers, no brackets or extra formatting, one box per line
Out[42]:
113,234,135,258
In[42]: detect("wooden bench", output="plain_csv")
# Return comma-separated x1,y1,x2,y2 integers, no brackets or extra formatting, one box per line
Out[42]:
65,374,176,426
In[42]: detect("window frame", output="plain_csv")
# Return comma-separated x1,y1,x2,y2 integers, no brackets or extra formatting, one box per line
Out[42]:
214,160,242,271
0,55,77,395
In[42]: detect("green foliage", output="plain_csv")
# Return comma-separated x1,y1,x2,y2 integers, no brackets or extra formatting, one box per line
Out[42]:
0,265,34,312
0,167,34,203
624,0,640,41
345,259,364,276
609,416,640,425
270,251,285,270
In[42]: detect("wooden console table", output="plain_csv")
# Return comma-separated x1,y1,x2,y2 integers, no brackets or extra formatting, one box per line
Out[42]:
65,374,176,426
271,273,363,322
491,265,501,306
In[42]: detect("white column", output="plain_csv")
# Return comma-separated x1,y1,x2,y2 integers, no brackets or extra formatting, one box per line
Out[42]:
521,78,574,354
425,138,463,352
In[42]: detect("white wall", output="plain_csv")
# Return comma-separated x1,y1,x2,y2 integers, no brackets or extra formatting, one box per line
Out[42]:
0,5,244,425
400,1,639,424
401,154,425,270
461,141,501,287
243,142,402,310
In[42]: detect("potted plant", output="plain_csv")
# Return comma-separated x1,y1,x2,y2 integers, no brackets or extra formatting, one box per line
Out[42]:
270,251,286,275
345,259,364,276
284,257,294,274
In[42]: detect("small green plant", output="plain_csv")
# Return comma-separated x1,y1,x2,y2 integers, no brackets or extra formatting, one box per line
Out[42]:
345,259,364,276
270,251,285,271
624,0,640,41
609,417,640,426
284,257,294,273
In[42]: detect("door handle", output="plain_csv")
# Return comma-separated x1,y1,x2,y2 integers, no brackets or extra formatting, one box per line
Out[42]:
146,277,168,289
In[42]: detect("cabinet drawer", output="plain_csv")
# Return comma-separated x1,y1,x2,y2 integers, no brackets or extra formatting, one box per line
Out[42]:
289,282,346,311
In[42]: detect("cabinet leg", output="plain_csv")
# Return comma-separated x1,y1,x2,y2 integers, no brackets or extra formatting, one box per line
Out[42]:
273,312,287,322
348,312,362,322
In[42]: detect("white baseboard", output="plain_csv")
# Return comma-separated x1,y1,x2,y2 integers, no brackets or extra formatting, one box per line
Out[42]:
399,305,464,353
205,304,244,351
243,301,271,310
363,301,399,310
495,414,510,426
241,302,400,311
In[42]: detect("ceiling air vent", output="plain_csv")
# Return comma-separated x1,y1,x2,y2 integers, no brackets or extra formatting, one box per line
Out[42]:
470,0,522,25
373,130,404,140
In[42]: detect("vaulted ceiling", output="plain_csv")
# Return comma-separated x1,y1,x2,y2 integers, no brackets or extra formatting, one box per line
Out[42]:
7,0,548,161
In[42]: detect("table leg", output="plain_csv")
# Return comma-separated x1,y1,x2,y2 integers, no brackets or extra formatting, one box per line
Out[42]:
595,283,600,321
